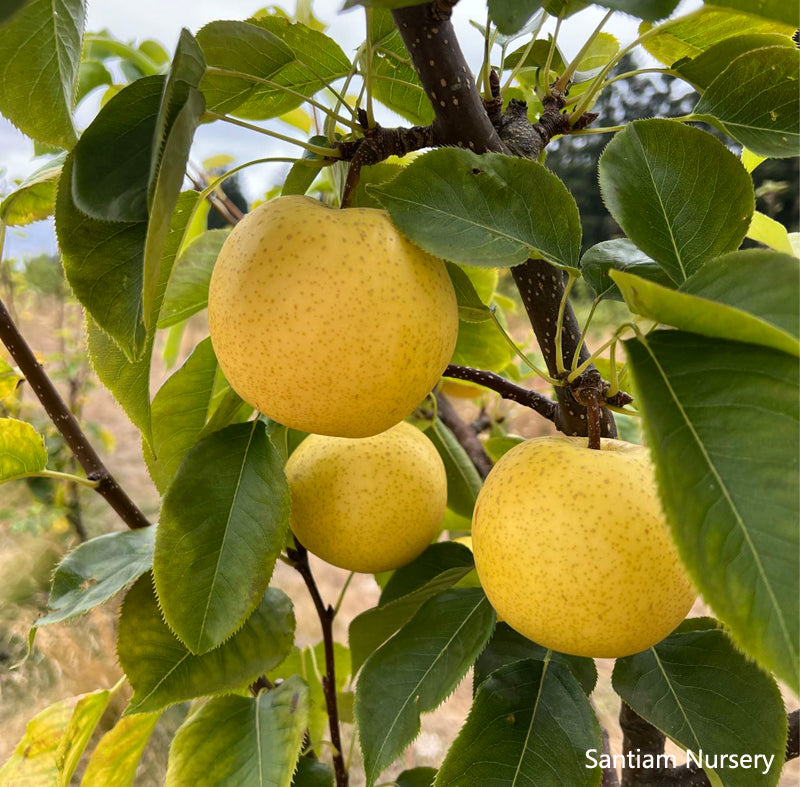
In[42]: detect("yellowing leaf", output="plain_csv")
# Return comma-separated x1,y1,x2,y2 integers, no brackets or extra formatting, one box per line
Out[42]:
0,418,47,482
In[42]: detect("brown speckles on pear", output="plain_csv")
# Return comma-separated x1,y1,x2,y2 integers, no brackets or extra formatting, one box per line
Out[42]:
207,195,459,438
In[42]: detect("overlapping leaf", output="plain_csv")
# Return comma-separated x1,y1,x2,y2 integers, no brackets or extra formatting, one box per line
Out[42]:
580,238,672,300
425,418,482,519
373,148,582,270
118,577,295,713
36,526,155,626
598,119,754,284
0,0,84,148
613,250,799,357
614,618,787,787
625,331,799,689
164,680,308,787
81,712,161,787
349,543,475,673
695,46,800,158
435,658,602,787
0,156,64,226
356,588,495,785
154,420,291,654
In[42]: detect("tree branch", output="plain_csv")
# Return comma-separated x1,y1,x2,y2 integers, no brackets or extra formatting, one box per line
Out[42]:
435,391,493,478
443,364,557,422
389,2,617,440
619,704,799,786
0,298,151,530
287,539,348,787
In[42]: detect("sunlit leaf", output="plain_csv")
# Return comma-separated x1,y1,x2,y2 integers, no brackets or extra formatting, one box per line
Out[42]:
0,417,46,481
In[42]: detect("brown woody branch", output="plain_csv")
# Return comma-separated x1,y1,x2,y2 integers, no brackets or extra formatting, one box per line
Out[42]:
443,364,557,422
0,298,151,530
619,704,799,786
435,391,493,478
287,539,349,787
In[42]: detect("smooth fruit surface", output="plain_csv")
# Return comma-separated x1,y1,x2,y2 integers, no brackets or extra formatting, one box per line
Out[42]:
208,195,458,437
285,421,447,573
472,436,696,657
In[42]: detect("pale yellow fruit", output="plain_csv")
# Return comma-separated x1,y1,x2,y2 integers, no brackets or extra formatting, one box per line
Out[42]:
208,196,458,438
285,421,447,573
472,436,696,658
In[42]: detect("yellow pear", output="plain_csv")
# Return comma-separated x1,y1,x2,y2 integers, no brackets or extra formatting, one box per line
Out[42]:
472,436,696,658
208,196,458,438
285,421,447,573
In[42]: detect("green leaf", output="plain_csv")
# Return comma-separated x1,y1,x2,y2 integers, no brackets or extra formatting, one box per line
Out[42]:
0,0,84,148
142,31,206,326
85,190,200,440
349,543,475,674
694,47,800,158
269,642,351,743
434,658,602,787
0,696,76,784
118,576,295,714
159,229,228,327
373,148,582,270
640,7,795,66
292,759,334,787
75,59,113,104
144,337,220,493
673,33,795,90
0,357,22,400
624,331,799,690
348,162,405,209
0,0,27,24
451,317,514,372
612,251,799,357
81,711,161,787
444,261,492,323
36,526,155,626
356,588,495,786
56,689,114,787
425,418,482,519
580,238,673,301
475,623,597,696
487,1,543,35
196,20,295,116
748,211,794,254
71,75,165,222
710,0,798,26
57,151,148,361
397,767,437,787
281,140,329,197
598,119,754,284
249,16,351,119
0,417,46,481
164,679,309,787
483,436,524,462
368,9,434,125
154,420,291,654
613,618,787,787
592,0,678,21
0,156,63,226
380,542,476,605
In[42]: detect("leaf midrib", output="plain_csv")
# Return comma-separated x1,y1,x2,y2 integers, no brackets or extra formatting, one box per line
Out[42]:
639,336,794,662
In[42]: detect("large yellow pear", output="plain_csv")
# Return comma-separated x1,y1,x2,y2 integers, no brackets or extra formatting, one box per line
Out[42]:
472,436,696,657
208,196,458,438
285,421,447,573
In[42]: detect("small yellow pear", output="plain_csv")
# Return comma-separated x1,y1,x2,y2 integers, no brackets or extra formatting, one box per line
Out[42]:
472,436,696,658
285,421,447,573
208,196,458,438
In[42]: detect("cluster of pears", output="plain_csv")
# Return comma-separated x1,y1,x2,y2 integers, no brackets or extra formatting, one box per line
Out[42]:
208,196,695,658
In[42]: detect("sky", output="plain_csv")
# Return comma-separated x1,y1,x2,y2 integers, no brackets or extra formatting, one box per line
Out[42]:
1,0,660,259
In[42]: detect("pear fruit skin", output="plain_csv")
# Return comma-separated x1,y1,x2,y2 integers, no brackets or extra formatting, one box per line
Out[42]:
472,436,696,658
208,196,458,438
285,421,447,573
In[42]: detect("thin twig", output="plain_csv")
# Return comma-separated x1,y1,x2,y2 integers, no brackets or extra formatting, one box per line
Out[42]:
0,299,151,530
435,391,493,478
287,540,349,787
443,364,557,423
